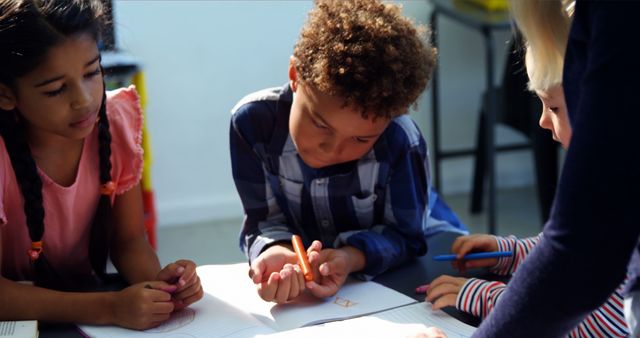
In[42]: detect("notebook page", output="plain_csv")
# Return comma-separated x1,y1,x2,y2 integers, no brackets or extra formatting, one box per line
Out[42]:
77,294,275,338
0,320,38,338
256,302,475,338
198,263,417,331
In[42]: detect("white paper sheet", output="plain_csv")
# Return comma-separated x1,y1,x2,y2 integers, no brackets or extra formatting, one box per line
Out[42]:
197,263,418,331
256,302,476,338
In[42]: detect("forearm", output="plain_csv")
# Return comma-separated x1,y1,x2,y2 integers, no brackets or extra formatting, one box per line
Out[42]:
456,278,506,319
491,234,541,276
345,226,425,276
0,277,115,324
567,284,628,337
111,237,160,283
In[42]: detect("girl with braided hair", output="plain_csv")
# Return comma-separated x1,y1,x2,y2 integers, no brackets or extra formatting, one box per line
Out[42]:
0,0,202,330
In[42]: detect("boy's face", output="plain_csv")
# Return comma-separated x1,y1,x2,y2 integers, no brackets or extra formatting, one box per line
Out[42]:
535,85,572,150
288,65,389,168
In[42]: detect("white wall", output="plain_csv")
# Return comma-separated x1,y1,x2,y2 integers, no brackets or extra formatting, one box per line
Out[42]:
113,1,533,228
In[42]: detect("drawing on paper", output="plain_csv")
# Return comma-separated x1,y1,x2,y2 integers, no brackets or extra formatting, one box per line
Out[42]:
333,296,357,308
146,308,196,333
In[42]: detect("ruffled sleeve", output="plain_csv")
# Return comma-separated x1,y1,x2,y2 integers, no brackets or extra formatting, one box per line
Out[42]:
105,85,144,195
0,137,7,225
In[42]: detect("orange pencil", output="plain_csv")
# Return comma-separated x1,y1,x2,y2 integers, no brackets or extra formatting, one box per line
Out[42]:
291,235,314,282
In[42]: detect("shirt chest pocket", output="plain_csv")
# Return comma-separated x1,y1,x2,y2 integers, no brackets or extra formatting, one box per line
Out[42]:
351,192,377,228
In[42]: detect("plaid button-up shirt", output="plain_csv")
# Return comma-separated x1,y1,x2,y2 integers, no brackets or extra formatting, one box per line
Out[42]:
230,84,464,277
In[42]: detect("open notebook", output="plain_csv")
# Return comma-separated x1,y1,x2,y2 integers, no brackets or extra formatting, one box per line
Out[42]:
78,263,475,337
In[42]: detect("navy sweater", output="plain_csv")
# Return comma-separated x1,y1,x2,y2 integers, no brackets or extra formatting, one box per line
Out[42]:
474,1,640,336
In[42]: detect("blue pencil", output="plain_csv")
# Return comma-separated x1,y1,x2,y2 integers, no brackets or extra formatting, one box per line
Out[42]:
433,251,513,261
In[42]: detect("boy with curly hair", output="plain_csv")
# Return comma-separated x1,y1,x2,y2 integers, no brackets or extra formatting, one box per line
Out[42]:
230,0,464,304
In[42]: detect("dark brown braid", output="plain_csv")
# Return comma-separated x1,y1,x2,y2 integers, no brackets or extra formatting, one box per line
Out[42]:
0,112,65,288
89,84,112,278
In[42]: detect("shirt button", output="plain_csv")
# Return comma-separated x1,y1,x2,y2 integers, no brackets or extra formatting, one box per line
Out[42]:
321,220,330,227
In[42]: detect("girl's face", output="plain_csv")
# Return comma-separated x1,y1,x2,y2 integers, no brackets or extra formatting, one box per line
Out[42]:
536,85,572,149
0,33,103,144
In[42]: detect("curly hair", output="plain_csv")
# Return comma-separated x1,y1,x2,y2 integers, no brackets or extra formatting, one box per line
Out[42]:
293,0,436,119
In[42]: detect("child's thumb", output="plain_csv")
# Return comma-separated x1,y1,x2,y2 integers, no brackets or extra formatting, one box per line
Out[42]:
249,263,264,284
145,281,178,294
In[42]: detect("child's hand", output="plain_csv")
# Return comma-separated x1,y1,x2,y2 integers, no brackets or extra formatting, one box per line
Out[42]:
156,260,203,310
305,241,354,298
258,263,308,304
251,244,306,303
424,275,467,311
451,234,499,273
111,281,177,330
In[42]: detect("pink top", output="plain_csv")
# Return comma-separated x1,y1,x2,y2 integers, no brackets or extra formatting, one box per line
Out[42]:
0,86,144,281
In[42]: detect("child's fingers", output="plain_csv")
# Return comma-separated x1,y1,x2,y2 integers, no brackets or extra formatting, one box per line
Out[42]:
145,281,178,296
176,287,204,309
426,276,465,303
450,236,470,254
174,260,197,287
274,268,293,304
178,272,199,290
293,264,307,294
463,258,498,269
156,263,184,283
306,280,338,298
308,250,320,265
455,240,481,259
151,299,175,315
257,272,280,302
307,240,323,256
172,277,202,302
426,283,460,303
318,256,347,277
428,275,459,289
285,268,300,300
250,260,266,284
430,294,457,311
283,264,305,299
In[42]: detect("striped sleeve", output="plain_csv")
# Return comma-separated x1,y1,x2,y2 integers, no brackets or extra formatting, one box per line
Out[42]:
566,284,628,338
456,278,507,319
457,279,629,337
490,234,542,276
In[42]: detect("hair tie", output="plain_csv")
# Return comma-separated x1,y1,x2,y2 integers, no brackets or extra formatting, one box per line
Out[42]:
28,241,43,261
100,181,116,196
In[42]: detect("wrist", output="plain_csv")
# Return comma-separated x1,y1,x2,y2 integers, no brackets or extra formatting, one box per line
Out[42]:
102,291,118,325
338,246,366,273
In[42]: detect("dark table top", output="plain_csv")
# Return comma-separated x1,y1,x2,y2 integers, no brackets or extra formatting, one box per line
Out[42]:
374,231,489,327
41,231,486,337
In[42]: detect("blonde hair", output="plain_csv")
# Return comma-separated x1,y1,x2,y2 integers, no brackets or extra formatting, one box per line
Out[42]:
510,0,574,91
